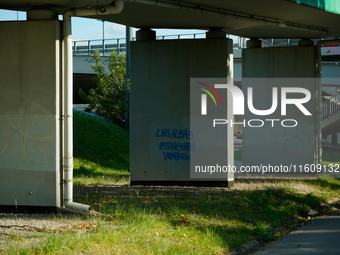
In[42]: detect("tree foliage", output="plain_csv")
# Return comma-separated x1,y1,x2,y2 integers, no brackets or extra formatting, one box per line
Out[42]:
79,49,128,127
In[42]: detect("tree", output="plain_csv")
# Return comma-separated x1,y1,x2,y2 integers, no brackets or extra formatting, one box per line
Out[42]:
79,49,129,128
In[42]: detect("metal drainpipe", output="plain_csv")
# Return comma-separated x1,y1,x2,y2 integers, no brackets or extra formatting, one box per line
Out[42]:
62,0,124,212
316,39,340,165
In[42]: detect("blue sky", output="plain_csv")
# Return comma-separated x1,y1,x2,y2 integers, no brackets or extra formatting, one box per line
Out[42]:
0,8,206,41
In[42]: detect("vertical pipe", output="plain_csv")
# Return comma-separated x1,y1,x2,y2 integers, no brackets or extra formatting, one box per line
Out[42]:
61,30,65,208
125,26,132,132
62,1,124,211
63,11,76,208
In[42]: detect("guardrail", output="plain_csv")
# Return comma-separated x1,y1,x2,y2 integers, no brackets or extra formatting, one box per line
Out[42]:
323,93,340,118
73,34,340,56
73,38,127,55
72,33,256,56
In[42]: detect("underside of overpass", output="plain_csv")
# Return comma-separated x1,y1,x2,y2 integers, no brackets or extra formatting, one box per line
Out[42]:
1,0,340,211
1,0,340,38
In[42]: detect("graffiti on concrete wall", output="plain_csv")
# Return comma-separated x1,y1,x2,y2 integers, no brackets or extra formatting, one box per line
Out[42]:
155,128,194,161
0,102,55,158
270,125,311,147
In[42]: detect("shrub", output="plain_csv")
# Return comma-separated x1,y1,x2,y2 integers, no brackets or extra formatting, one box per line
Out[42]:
79,49,129,127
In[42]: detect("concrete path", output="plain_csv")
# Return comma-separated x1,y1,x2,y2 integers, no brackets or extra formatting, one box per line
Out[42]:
253,211,340,254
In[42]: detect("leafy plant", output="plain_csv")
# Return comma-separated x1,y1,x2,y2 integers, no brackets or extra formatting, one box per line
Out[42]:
79,49,129,127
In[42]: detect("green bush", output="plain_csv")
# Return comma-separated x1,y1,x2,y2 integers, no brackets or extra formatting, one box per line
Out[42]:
79,49,129,127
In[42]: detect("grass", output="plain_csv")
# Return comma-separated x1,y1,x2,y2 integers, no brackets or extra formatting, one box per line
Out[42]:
7,179,340,254
322,152,340,166
234,149,243,162
233,149,340,166
73,112,130,185
322,141,340,146
3,113,340,254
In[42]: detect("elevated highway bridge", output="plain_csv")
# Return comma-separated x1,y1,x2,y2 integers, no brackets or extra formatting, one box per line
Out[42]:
1,0,340,211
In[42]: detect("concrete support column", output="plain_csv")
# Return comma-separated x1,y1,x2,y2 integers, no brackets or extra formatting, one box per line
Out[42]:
247,38,262,49
242,45,320,176
332,133,338,146
206,29,226,39
136,28,156,41
0,20,62,211
130,37,234,186
27,9,58,20
298,39,314,46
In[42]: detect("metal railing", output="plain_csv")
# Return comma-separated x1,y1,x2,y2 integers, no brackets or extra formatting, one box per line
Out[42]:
72,33,256,55
73,34,337,56
322,93,340,118
73,38,127,55
73,33,207,55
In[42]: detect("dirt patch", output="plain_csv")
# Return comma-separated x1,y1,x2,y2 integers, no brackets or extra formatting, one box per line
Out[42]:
0,213,97,251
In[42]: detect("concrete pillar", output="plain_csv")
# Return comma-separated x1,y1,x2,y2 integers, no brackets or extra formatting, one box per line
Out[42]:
27,9,58,20
298,39,314,46
0,20,61,212
130,37,234,186
247,38,262,49
206,29,226,39
136,28,156,41
332,133,338,146
242,46,320,177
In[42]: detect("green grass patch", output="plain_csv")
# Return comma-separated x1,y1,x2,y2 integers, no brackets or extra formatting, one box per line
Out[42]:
5,114,340,254
7,179,340,254
234,149,242,161
73,112,130,185
322,152,340,166
322,141,340,146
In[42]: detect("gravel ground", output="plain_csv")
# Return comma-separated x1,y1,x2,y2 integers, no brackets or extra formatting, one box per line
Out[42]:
0,212,98,251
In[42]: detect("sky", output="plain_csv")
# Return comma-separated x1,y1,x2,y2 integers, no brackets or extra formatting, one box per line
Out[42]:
0,8,208,41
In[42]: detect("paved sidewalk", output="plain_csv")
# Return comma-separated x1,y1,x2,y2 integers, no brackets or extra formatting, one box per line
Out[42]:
253,211,340,254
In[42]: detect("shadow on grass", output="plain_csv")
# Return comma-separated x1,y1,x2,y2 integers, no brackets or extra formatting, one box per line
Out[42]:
73,179,338,250
73,112,130,172
73,165,129,180
303,178,340,191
